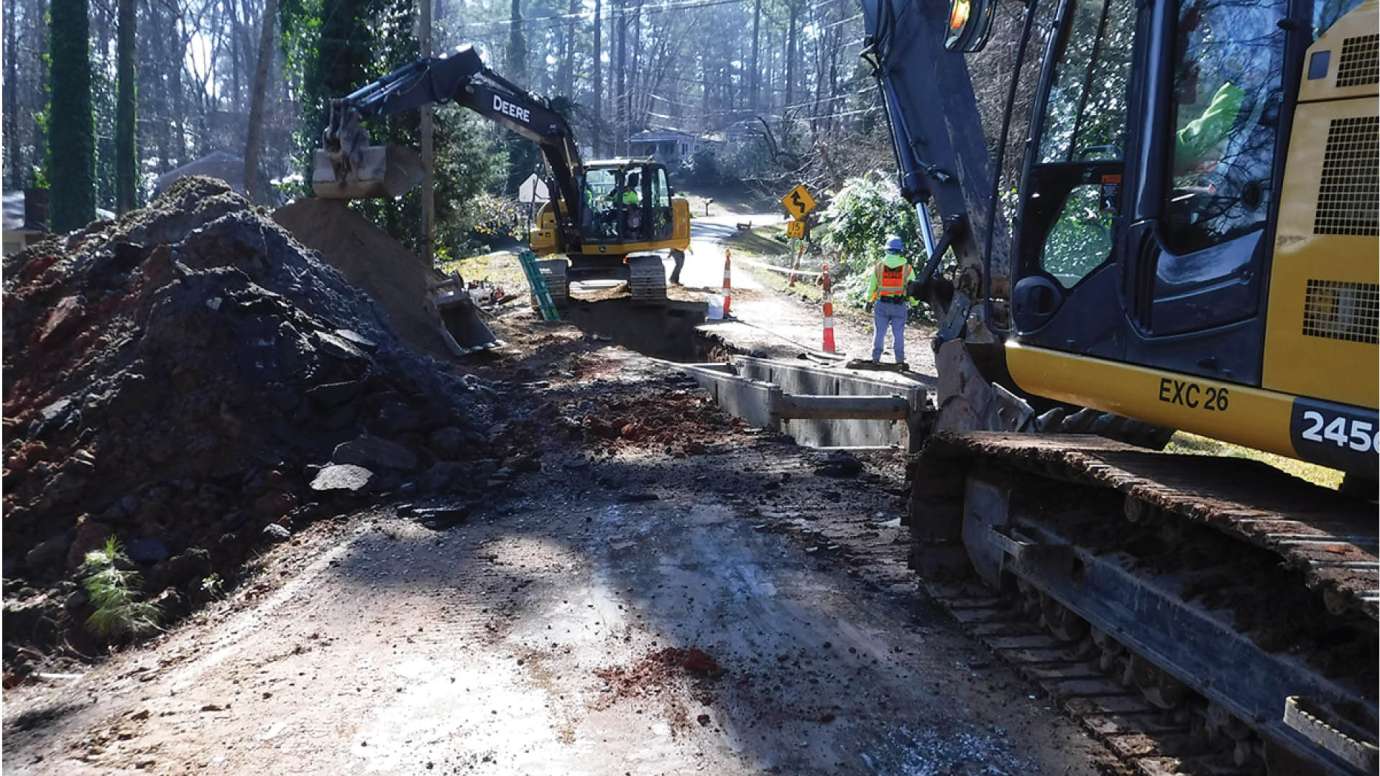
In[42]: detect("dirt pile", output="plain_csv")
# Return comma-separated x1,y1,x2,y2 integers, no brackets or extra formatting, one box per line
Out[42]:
593,646,723,711
2,178,497,669
574,390,742,456
272,199,451,359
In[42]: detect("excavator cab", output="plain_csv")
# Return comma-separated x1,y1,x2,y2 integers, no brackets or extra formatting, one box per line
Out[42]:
576,161,677,245
530,158,690,304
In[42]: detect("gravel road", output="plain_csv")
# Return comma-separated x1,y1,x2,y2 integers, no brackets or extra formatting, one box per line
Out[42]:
3,342,1115,775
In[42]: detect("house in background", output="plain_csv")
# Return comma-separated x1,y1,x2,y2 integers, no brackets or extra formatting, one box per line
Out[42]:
627,130,704,168
3,190,47,255
154,150,247,196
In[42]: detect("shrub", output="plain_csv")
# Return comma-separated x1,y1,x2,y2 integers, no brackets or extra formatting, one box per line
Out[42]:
80,537,160,640
817,174,926,307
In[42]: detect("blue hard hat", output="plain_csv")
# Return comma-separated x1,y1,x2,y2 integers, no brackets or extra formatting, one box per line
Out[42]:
885,236,905,253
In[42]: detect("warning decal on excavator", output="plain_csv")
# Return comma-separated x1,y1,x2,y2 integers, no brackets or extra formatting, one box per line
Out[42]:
781,184,817,219
786,220,806,239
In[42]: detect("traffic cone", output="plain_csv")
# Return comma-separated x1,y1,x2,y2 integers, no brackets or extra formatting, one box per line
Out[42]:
722,249,733,317
821,260,837,354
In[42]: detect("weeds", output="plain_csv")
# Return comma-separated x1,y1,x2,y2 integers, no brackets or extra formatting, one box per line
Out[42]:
80,537,161,640
199,573,225,599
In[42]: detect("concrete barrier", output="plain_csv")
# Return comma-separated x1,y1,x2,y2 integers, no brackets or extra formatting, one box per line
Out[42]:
677,357,930,449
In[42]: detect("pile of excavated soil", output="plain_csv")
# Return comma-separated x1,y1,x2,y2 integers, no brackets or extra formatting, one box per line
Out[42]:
2,178,499,672
273,199,451,359
575,390,743,456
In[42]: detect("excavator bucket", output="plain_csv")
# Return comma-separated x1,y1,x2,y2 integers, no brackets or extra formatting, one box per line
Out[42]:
425,273,503,356
311,145,426,200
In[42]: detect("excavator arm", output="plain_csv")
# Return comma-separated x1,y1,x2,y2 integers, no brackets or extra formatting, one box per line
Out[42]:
859,0,1001,339
316,44,584,237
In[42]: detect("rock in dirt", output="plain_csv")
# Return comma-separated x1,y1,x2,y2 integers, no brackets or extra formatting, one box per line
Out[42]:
310,464,375,493
332,435,419,471
261,524,291,542
2,177,494,660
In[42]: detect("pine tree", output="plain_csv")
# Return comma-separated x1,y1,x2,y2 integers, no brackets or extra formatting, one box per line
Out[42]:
48,0,96,230
115,0,137,213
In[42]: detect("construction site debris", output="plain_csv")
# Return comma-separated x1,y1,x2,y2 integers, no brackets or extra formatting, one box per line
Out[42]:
2,178,496,670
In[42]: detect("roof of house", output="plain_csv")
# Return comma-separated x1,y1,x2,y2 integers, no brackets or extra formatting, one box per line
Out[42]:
154,150,246,195
628,129,698,143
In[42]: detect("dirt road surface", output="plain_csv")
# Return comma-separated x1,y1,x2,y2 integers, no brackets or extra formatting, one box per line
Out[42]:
3,339,1116,775
669,215,938,378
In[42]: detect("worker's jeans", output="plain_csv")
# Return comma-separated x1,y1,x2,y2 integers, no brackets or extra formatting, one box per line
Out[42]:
872,299,907,364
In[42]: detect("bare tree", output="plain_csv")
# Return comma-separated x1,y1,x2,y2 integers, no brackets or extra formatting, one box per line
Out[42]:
242,0,277,201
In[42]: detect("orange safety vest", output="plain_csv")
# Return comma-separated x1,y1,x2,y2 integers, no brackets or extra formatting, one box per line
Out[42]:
873,263,911,301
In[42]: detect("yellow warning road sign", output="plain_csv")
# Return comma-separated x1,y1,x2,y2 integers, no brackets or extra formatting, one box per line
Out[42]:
781,184,817,219
786,220,807,239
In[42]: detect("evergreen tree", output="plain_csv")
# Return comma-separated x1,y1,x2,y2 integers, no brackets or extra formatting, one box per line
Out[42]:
115,0,137,213
48,0,95,230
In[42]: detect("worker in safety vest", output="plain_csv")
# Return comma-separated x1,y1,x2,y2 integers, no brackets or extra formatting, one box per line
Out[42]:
868,235,915,367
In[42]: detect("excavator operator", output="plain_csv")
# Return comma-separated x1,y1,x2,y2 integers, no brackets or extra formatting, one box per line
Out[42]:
617,172,643,235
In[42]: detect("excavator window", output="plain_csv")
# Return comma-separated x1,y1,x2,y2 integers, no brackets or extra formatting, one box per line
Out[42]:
1020,0,1135,290
1163,0,1287,255
650,167,673,241
582,169,619,239
1036,0,1135,164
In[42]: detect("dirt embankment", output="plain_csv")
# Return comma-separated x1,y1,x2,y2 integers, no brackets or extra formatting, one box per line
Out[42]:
272,199,453,360
1,178,501,677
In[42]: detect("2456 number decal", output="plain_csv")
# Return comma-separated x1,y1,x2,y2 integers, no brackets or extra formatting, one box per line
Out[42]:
1299,411,1378,453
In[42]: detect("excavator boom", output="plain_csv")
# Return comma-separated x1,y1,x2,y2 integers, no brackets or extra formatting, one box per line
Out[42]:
313,43,583,231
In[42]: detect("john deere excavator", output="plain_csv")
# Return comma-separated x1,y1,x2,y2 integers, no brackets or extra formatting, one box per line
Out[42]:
312,44,691,305
861,0,1378,769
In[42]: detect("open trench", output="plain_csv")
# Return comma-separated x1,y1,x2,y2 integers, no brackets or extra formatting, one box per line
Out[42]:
558,298,717,362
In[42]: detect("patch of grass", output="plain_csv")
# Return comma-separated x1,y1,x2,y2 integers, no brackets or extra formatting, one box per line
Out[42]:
724,223,790,257
80,537,161,640
1165,432,1343,490
439,249,527,292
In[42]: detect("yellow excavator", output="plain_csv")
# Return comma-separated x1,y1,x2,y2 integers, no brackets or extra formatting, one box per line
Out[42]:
861,0,1378,769
312,44,690,306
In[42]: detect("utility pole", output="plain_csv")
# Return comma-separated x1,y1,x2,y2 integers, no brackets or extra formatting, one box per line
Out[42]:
420,0,435,267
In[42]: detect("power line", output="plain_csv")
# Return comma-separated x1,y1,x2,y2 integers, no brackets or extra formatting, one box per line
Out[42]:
444,0,845,30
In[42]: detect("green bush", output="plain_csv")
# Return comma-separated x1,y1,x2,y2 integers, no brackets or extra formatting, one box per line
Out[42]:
80,537,160,640
817,174,926,307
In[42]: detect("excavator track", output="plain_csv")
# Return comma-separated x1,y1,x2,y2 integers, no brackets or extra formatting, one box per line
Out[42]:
627,254,668,304
909,432,1378,774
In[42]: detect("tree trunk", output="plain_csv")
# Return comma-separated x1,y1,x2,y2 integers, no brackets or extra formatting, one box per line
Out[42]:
592,0,602,155
49,0,95,230
115,0,136,212
784,1,798,112
170,16,188,165
749,0,761,112
420,0,433,265
243,0,278,202
629,0,640,135
5,1,21,188
507,0,525,83
558,0,577,97
614,0,626,155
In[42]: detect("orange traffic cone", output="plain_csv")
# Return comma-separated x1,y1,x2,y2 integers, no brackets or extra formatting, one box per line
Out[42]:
821,260,837,354
722,249,733,317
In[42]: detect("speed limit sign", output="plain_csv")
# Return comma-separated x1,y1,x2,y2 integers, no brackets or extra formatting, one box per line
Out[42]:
786,219,807,239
